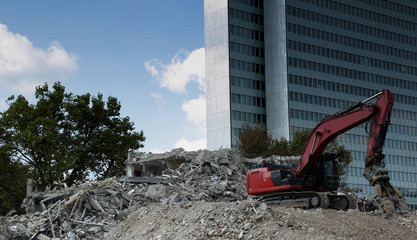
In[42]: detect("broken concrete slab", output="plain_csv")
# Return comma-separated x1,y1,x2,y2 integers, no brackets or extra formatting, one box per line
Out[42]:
116,176,174,184
146,184,167,200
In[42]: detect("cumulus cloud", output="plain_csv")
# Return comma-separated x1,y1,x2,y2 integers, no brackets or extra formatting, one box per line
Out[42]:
173,95,207,151
182,95,206,134
144,48,205,94
150,93,167,105
0,98,8,111
146,47,207,151
148,147,168,154
174,137,207,151
0,23,78,94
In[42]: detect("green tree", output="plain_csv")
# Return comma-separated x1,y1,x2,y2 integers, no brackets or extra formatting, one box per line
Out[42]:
237,123,271,158
0,146,30,215
269,137,290,156
288,129,311,155
0,82,145,191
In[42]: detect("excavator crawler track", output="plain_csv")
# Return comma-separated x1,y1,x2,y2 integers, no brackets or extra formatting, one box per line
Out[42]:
256,191,354,210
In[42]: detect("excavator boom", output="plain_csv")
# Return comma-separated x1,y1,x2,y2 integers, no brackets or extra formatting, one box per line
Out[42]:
294,90,392,178
364,90,393,171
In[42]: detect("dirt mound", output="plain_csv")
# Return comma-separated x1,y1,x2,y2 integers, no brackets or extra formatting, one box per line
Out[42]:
103,200,417,240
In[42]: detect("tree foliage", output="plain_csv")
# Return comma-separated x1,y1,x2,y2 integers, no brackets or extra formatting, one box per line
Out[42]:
237,123,271,158
0,82,145,192
238,124,313,158
0,146,30,215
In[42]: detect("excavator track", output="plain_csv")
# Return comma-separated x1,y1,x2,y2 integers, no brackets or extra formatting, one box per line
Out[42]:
327,193,356,210
256,191,354,210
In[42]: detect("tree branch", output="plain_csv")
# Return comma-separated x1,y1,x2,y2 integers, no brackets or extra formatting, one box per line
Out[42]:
13,149,34,165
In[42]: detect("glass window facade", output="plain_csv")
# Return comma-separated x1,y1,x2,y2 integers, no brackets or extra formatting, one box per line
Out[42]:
205,0,417,210
228,0,266,148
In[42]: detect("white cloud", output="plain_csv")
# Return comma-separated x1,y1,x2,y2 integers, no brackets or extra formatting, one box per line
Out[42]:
182,95,206,134
150,93,167,105
144,61,159,76
0,97,8,111
0,23,78,94
144,48,205,94
174,137,207,151
8,80,40,95
146,47,207,152
148,147,167,154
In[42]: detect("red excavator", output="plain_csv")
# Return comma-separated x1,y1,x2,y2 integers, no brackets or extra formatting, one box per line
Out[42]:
246,89,409,215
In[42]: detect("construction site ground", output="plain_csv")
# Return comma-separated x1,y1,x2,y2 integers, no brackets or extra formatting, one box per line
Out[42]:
103,200,417,240
1,148,416,239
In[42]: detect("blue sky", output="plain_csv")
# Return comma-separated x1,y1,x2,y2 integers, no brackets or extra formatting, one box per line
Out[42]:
0,0,206,153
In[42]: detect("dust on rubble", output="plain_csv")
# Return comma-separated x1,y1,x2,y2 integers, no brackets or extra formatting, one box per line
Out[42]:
1,148,416,240
104,201,417,240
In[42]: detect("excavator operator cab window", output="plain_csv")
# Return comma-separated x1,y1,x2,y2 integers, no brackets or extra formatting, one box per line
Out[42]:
319,153,340,191
323,160,336,176
320,153,339,175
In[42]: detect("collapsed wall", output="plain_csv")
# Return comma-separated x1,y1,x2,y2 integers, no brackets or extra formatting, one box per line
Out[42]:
124,148,253,201
1,148,271,239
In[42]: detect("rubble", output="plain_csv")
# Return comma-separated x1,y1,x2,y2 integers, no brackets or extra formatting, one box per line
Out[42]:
103,200,417,240
1,148,252,239
127,148,252,202
1,148,416,239
2,179,144,239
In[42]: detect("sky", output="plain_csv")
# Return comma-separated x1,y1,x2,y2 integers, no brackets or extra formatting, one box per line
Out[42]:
0,0,206,153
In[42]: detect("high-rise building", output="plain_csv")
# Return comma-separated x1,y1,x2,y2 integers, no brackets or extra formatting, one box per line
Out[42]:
205,0,417,209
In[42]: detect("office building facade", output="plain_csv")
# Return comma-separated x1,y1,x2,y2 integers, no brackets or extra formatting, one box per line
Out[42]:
205,0,417,209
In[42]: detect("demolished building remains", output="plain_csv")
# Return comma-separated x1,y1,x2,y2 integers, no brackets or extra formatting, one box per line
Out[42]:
3,148,414,240
1,148,262,239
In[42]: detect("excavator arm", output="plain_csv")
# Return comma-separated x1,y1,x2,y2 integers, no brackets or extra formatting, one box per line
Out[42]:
363,90,393,171
362,91,410,216
293,89,408,216
246,90,409,214
293,99,376,177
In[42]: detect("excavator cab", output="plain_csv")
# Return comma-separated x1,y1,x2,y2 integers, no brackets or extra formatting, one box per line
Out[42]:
247,153,340,194
305,153,340,192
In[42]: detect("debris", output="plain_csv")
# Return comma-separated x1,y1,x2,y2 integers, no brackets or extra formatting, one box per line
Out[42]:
116,176,173,184
1,148,251,239
1,148,416,240
146,184,167,200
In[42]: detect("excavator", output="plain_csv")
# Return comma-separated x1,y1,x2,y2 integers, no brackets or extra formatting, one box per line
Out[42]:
246,89,409,216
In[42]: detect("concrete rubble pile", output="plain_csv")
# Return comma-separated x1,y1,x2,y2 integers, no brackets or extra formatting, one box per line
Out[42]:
103,199,293,240
0,148,258,239
1,178,154,239
175,200,301,239
104,199,417,240
2,148,416,240
156,148,250,202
